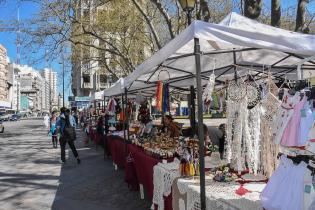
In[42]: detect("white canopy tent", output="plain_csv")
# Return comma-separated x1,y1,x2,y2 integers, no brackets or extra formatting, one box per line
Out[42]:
102,13,315,209
103,12,315,98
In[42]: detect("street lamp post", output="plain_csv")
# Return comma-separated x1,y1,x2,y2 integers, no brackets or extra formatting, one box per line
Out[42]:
178,1,206,210
178,0,195,25
62,53,65,108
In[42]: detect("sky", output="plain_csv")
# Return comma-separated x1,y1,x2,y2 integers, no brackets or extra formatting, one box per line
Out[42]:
0,0,72,102
0,0,314,101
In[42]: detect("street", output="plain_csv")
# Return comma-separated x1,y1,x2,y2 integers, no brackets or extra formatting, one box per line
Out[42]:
0,119,149,210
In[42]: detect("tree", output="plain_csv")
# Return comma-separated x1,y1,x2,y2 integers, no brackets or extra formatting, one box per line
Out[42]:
16,0,155,79
244,0,263,19
295,0,309,32
271,0,281,27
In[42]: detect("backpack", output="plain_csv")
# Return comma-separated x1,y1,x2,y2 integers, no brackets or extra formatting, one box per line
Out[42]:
62,119,76,141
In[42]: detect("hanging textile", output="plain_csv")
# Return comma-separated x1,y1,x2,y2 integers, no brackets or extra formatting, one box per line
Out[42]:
260,118,279,178
261,74,281,122
156,81,163,111
202,73,215,103
247,105,262,175
211,93,219,110
162,83,169,113
226,77,263,174
107,98,117,114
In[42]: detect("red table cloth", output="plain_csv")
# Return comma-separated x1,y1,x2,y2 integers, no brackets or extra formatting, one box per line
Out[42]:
126,144,173,210
107,135,126,168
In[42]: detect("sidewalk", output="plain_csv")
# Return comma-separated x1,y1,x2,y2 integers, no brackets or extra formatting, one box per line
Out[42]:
51,129,150,210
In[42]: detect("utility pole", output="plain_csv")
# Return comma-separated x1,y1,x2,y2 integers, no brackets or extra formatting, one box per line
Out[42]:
16,0,20,65
62,48,65,108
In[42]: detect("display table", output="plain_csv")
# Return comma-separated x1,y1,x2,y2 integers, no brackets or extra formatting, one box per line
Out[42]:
172,178,264,210
125,144,174,201
89,126,102,145
107,135,126,168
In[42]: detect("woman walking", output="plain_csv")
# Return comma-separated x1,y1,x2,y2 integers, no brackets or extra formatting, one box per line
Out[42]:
56,108,81,164
49,111,58,148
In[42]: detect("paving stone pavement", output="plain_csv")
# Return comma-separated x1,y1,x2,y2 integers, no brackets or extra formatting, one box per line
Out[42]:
0,120,150,210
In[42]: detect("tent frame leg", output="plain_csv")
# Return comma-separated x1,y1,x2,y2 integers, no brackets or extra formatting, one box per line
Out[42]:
195,37,206,210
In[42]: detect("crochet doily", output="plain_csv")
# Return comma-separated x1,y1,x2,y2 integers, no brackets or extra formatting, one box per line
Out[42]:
246,83,260,108
227,81,247,102
153,158,180,210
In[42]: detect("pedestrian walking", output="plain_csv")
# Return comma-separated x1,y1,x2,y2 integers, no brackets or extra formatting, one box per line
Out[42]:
49,111,58,148
56,108,81,164
43,114,49,128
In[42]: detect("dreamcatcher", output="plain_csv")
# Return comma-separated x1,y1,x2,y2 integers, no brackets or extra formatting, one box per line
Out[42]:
227,80,247,102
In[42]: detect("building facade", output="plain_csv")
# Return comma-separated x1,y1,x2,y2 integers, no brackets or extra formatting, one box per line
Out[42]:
41,68,58,109
71,0,121,97
7,63,21,111
12,64,49,113
0,44,10,109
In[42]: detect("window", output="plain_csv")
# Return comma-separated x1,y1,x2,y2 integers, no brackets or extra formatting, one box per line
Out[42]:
100,74,107,83
83,74,90,83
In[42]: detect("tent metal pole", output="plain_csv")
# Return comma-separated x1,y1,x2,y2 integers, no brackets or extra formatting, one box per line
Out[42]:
215,66,234,79
202,47,258,56
161,65,194,75
125,88,130,141
146,63,163,83
121,93,126,142
233,50,237,81
165,53,195,61
271,55,292,67
194,37,206,210
189,85,195,135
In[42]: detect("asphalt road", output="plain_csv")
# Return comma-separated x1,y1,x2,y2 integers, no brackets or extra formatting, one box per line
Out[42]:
0,119,149,210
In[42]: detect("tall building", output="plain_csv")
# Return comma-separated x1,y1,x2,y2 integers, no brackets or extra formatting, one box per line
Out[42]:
0,44,10,109
13,64,49,112
41,68,58,108
71,0,121,97
7,63,21,111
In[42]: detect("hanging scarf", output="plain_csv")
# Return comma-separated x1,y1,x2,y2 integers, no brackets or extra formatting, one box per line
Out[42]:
156,81,163,111
162,83,169,113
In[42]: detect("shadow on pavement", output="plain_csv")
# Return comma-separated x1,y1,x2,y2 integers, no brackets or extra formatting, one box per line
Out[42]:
51,130,150,210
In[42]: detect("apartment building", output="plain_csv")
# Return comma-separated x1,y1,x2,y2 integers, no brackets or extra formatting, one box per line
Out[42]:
0,44,10,109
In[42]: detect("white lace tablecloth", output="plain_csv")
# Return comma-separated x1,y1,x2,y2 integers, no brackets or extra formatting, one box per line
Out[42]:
173,178,264,210
153,158,180,210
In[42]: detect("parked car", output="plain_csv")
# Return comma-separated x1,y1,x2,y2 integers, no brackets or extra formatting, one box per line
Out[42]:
0,114,10,122
0,122,4,133
10,114,19,121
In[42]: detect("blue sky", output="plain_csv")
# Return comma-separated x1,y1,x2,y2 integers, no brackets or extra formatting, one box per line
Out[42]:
0,0,72,101
0,0,314,100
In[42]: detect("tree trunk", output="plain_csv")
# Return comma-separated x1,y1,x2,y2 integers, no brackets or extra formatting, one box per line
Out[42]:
271,0,281,27
244,0,263,19
295,0,309,32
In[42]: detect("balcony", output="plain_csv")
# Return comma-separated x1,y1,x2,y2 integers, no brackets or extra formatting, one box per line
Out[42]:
99,82,108,89
82,82,93,89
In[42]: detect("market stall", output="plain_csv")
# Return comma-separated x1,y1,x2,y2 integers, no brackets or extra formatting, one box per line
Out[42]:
101,12,315,210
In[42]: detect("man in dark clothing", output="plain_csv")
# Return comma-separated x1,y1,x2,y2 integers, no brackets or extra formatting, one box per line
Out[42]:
56,108,81,164
207,124,226,159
